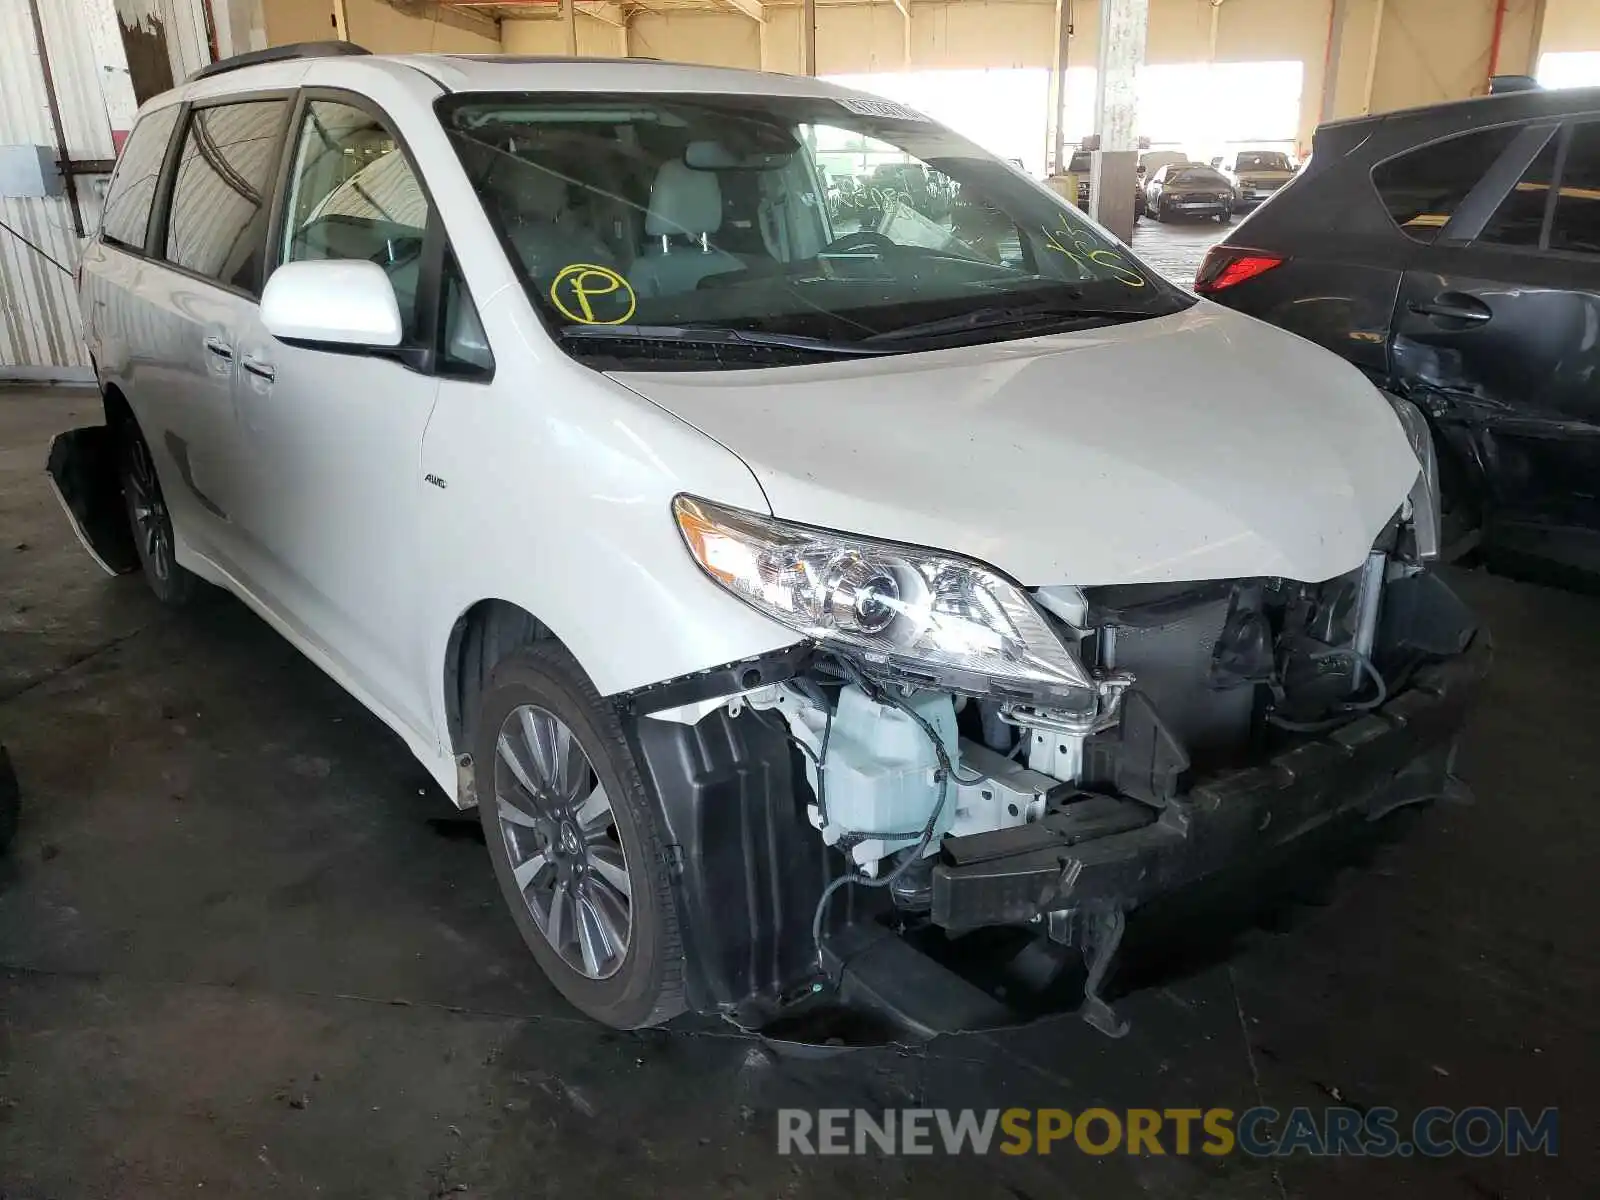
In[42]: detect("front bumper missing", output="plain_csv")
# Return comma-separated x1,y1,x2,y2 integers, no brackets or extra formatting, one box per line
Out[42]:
628,581,1489,1047
931,630,1490,933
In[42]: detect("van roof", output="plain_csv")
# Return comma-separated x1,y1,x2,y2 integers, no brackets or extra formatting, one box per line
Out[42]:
171,42,863,107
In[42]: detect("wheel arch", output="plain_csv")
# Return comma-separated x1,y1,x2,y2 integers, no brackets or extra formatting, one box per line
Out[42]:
442,597,558,759
101,381,135,433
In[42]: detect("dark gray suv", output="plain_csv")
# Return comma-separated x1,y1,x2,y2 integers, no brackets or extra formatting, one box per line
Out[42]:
1200,86,1600,585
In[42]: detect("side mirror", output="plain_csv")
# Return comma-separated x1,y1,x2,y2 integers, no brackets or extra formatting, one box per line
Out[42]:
261,260,402,349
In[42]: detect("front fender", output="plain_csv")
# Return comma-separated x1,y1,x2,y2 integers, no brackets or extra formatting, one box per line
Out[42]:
416,297,800,760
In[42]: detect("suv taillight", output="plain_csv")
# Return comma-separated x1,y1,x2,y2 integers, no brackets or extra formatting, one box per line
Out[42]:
1195,248,1285,295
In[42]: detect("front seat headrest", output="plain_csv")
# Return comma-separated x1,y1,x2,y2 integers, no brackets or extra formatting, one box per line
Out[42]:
645,160,723,239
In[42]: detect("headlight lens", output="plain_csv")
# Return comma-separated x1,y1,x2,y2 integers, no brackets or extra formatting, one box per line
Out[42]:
1383,391,1441,562
673,495,1094,702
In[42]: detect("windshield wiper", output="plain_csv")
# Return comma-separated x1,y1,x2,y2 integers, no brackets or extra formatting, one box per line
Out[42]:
858,302,1153,345
560,324,885,357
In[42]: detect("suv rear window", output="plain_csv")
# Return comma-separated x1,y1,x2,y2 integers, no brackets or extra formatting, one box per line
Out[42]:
1478,134,1559,248
163,100,287,294
100,106,180,251
1372,124,1523,242
1551,121,1600,255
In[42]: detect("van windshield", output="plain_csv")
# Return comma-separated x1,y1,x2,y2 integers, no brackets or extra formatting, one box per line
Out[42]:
438,92,1191,368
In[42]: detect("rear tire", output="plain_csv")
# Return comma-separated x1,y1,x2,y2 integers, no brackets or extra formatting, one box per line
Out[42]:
117,420,200,606
472,641,686,1029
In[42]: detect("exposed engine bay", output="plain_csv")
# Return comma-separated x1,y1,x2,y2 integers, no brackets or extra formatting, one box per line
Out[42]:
630,518,1484,1042
741,540,1451,882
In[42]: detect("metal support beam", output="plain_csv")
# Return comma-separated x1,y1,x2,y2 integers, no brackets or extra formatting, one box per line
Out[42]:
1090,0,1147,242
1525,0,1548,75
24,0,82,238
1092,0,1146,153
1487,0,1507,79
1361,0,1385,114
719,0,764,23
1048,0,1071,175
565,0,578,54
1320,0,1349,124
1207,0,1225,62
896,0,911,69
802,0,817,75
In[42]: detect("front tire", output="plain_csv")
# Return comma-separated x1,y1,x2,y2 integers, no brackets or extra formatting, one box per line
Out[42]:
117,420,200,606
472,642,686,1029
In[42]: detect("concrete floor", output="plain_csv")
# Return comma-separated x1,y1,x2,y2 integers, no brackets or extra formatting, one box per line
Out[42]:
1131,211,1226,286
1,377,1594,1200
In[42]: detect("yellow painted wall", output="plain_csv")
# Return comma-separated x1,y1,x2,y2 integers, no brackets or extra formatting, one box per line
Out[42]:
1543,0,1600,53
500,13,627,57
343,0,500,53
263,0,335,45
629,10,762,66
1368,0,1505,113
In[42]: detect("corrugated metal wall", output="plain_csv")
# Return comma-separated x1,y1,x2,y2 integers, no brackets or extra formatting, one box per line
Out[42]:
0,0,213,380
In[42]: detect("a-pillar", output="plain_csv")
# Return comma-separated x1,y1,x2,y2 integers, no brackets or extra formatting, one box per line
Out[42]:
1089,0,1147,243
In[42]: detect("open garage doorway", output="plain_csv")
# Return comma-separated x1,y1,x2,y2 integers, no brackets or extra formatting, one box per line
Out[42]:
1539,51,1600,89
825,60,1304,176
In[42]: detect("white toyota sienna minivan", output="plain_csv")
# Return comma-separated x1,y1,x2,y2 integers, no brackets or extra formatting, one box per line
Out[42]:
54,43,1486,1039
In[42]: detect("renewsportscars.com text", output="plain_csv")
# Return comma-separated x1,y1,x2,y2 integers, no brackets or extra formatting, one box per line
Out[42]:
777,1106,1559,1158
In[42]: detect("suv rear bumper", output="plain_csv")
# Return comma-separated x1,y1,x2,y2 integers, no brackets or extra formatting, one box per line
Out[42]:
931,630,1488,931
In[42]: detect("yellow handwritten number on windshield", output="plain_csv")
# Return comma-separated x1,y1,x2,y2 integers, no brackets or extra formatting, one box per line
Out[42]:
550,263,637,325
1041,227,1146,288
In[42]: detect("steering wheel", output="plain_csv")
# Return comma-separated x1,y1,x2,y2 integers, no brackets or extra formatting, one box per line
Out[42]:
825,230,897,254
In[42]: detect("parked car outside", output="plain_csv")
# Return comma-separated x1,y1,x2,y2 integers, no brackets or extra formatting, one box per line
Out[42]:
1221,149,1296,208
1146,163,1234,222
55,45,1483,1040
1138,149,1190,182
1200,86,1600,583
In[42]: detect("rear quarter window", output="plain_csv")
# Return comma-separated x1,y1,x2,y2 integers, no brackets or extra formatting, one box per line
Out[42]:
99,106,180,251
1371,123,1523,243
1551,121,1600,256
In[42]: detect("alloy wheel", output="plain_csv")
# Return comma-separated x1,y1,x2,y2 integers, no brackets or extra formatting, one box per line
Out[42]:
493,704,632,980
124,433,171,580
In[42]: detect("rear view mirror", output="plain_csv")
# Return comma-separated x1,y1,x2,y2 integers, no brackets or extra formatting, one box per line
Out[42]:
261,260,402,349
684,139,793,171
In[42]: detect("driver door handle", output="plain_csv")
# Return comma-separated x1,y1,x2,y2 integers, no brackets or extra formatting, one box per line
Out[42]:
203,335,234,360
240,354,275,383
1408,293,1492,325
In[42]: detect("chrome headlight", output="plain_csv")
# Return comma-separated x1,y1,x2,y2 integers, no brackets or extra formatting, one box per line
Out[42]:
673,495,1093,704
1383,392,1441,562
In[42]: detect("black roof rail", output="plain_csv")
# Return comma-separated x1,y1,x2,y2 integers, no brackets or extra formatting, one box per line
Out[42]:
187,41,371,83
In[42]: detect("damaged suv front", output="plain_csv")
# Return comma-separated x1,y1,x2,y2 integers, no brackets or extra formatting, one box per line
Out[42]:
624,397,1483,1040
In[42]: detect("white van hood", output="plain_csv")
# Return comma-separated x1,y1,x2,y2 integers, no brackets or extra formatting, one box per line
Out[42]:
613,303,1421,587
